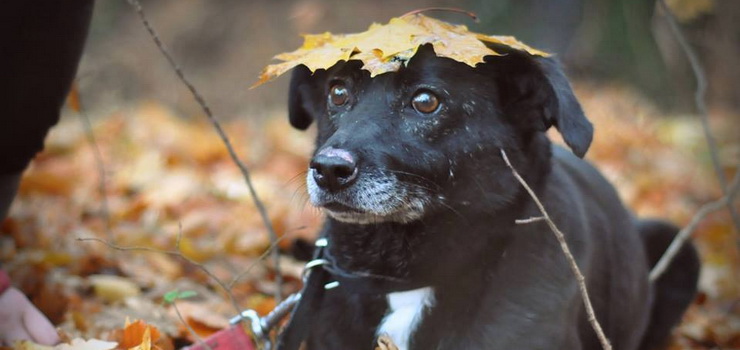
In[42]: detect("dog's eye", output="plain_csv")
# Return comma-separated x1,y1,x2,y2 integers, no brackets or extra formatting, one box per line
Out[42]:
329,83,349,106
412,91,439,114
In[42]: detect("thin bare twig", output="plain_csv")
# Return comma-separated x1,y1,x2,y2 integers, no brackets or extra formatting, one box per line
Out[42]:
657,0,740,233
70,82,112,238
401,8,479,22
124,0,283,302
515,216,547,224
650,171,740,281
501,149,612,350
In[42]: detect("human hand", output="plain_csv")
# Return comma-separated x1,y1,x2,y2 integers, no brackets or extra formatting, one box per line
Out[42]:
0,287,60,346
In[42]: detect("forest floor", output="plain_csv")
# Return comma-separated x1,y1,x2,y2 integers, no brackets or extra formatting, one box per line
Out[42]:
1,81,737,349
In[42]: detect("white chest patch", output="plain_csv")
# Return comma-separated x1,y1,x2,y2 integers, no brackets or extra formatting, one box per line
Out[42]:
376,287,435,350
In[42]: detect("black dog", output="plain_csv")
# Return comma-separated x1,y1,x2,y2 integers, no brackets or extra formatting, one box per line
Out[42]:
278,44,700,350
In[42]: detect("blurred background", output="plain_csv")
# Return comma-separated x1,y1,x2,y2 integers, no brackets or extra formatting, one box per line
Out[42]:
76,0,740,117
1,0,738,349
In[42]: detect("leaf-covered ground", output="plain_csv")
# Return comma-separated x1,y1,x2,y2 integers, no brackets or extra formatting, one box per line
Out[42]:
1,82,737,349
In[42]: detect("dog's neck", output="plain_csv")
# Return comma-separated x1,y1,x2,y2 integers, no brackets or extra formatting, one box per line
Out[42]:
322,212,511,292
323,220,422,282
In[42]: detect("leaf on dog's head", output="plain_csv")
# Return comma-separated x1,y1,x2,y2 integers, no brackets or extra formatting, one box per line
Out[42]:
252,13,550,87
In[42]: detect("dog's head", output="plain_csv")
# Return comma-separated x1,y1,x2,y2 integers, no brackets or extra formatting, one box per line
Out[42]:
289,44,592,224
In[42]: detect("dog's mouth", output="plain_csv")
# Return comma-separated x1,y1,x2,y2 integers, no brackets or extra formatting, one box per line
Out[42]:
322,201,364,213
306,168,431,224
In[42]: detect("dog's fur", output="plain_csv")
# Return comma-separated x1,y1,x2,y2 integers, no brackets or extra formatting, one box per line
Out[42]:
285,44,700,350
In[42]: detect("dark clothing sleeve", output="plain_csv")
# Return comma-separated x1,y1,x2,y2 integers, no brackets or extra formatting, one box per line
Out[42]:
0,0,94,174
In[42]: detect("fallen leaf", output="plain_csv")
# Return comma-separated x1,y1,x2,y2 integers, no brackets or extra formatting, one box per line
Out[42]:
89,275,141,303
31,282,69,324
11,341,53,350
181,317,222,340
177,237,217,263
167,300,231,332
118,319,160,349
53,338,118,350
127,327,151,350
18,170,77,196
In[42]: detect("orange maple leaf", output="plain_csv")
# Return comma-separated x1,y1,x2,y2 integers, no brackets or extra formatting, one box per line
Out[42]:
119,319,161,350
253,13,549,87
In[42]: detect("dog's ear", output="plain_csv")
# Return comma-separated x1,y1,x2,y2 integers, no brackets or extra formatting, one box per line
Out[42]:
288,64,323,130
537,58,593,157
486,49,593,157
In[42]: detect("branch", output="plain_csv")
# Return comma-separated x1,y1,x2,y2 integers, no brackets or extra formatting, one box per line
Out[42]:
500,150,612,350
515,216,547,224
650,171,740,281
124,0,283,301
657,0,740,233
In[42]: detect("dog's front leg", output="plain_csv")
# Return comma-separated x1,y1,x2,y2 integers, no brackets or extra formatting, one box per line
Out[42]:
411,229,590,350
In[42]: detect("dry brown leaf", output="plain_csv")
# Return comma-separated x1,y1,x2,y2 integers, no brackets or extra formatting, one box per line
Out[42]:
253,13,548,87
18,170,77,196
53,338,118,350
31,282,69,324
11,341,53,350
89,275,141,303
127,327,151,350
118,319,161,349
170,301,230,331
178,237,217,263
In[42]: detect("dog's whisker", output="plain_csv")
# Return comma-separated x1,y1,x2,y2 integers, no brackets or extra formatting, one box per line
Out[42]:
286,171,308,186
435,200,468,225
288,182,305,198
288,180,311,208
387,169,442,191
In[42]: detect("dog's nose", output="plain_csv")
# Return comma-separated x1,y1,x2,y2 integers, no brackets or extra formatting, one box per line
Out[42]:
310,148,358,192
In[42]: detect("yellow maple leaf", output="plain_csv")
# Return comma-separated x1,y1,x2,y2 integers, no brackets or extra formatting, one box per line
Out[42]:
253,13,549,87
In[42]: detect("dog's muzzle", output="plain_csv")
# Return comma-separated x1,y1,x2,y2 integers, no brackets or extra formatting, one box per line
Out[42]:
307,147,430,224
